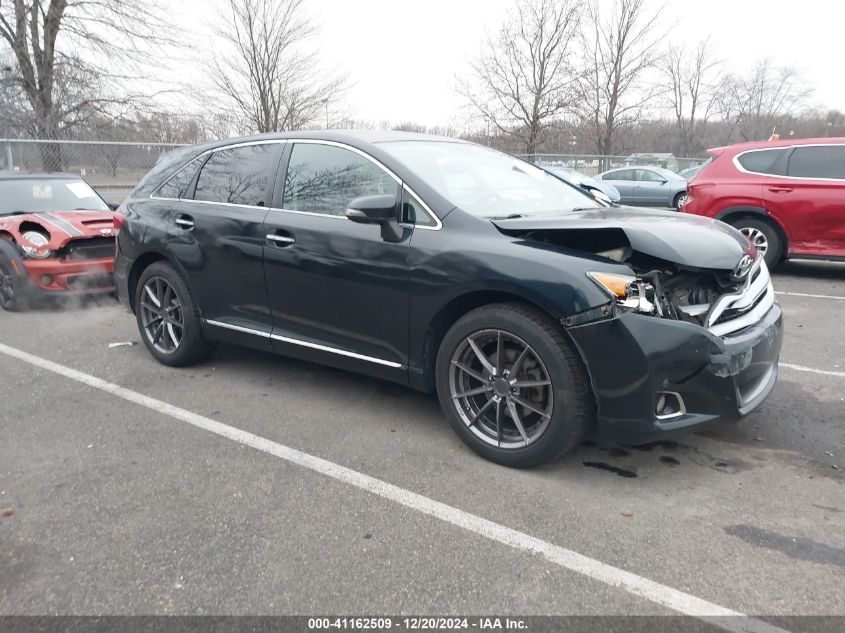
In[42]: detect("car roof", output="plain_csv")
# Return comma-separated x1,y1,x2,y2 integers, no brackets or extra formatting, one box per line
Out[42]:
0,171,82,180
710,137,845,155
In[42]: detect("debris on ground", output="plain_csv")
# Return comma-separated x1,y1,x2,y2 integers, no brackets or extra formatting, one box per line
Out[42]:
1,507,13,517
621,511,634,517
108,341,137,349
825,451,834,457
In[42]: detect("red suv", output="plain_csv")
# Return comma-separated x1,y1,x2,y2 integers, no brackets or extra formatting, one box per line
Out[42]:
681,137,845,267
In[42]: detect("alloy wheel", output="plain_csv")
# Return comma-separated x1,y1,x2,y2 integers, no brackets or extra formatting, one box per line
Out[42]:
448,329,553,449
740,227,768,256
0,263,15,308
139,276,184,353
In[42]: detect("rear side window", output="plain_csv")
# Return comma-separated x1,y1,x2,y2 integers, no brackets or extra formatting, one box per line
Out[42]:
155,156,204,199
283,143,399,216
787,146,845,179
603,169,634,181
194,143,284,207
636,169,664,182
736,149,788,175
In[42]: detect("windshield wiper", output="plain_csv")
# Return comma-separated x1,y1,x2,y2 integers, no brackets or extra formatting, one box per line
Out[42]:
488,213,527,220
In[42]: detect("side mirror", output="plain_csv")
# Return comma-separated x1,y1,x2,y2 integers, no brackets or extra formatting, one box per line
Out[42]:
582,185,612,205
346,194,403,242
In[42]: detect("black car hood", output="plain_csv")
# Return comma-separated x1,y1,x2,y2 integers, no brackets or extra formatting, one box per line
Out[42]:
492,207,751,270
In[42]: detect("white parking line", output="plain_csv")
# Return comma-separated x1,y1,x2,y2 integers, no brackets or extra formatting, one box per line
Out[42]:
781,363,845,378
775,291,845,301
0,341,789,633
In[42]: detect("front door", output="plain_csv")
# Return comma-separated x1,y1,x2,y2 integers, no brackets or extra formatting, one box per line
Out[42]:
168,142,285,341
763,145,845,257
634,168,670,206
262,141,412,378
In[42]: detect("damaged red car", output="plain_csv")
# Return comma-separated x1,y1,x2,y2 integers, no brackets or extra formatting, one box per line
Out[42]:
0,173,116,311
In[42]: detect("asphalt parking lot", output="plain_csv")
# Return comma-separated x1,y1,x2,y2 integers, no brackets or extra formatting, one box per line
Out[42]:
1,260,843,625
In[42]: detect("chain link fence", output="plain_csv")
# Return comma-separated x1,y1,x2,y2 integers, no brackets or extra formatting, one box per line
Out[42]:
516,154,707,176
2,140,709,204
2,139,187,203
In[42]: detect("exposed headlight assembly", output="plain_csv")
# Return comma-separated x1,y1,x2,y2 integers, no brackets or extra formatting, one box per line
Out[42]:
20,231,52,259
587,271,657,315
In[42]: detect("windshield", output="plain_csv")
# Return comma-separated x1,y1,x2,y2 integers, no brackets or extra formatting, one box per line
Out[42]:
378,141,596,218
0,178,110,216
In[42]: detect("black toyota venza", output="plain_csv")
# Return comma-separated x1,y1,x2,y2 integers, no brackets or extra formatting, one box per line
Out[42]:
115,131,783,467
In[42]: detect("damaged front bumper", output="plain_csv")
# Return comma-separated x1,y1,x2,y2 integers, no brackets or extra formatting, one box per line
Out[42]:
565,302,783,445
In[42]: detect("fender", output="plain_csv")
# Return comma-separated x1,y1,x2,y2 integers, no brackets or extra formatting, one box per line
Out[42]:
715,205,789,239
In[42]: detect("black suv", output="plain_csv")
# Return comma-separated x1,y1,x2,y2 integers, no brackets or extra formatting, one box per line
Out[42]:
115,131,783,467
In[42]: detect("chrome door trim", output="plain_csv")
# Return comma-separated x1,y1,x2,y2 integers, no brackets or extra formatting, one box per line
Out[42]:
732,143,845,181
204,319,403,369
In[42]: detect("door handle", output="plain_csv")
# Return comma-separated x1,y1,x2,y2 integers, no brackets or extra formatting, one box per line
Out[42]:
175,215,194,230
266,231,295,246
768,186,793,193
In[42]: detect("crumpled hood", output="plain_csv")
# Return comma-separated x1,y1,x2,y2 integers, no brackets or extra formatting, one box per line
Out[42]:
492,207,753,270
0,210,115,249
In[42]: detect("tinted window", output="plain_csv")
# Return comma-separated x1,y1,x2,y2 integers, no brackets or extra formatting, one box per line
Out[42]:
194,144,283,206
156,156,204,199
400,187,437,227
736,149,788,175
284,143,399,216
787,146,845,179
636,169,664,182
0,178,109,215
604,170,634,181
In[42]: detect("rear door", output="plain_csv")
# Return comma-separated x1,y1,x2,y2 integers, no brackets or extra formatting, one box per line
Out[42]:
634,168,671,206
763,144,845,257
168,141,285,343
600,169,635,203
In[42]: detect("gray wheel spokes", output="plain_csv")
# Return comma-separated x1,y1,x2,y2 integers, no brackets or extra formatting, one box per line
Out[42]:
141,276,184,354
449,329,553,450
741,227,768,254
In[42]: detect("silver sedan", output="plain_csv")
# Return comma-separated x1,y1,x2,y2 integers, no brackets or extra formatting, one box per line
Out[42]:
597,166,688,209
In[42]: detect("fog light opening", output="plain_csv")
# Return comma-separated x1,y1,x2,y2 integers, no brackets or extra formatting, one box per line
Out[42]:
40,274,53,285
655,391,685,420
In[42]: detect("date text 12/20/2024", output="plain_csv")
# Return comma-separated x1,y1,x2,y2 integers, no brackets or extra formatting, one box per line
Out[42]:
307,617,528,630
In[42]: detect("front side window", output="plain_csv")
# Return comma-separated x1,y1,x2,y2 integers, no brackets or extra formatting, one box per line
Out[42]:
283,143,399,216
604,169,634,181
636,169,664,182
156,156,205,199
787,146,845,179
736,149,788,175
194,143,283,207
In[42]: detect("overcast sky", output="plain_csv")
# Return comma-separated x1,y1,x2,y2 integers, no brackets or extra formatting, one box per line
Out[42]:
171,0,845,127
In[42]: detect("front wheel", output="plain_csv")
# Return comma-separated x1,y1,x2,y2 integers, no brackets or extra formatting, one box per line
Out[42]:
435,303,594,467
135,262,215,367
0,258,28,312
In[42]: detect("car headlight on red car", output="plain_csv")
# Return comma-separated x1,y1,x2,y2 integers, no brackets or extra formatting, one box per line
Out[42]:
20,231,53,259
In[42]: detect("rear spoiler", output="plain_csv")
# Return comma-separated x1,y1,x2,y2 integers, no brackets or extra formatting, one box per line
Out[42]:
706,147,725,158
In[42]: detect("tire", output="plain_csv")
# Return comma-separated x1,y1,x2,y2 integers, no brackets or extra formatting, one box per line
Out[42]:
435,303,594,468
729,217,782,269
672,192,687,210
0,257,29,312
134,261,214,367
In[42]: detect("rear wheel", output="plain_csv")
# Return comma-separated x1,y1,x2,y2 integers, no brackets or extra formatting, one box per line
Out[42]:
0,258,28,312
135,262,214,366
730,217,782,268
435,303,594,468
673,192,687,210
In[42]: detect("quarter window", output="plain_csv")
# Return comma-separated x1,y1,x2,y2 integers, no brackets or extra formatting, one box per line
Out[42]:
787,146,845,179
194,144,283,207
401,188,437,227
155,156,204,199
603,169,634,181
283,143,400,216
736,149,788,175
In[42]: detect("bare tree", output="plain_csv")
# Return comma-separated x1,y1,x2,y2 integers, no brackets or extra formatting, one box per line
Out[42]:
211,0,347,134
712,58,812,142
660,37,720,156
0,0,177,169
577,0,664,159
458,0,584,155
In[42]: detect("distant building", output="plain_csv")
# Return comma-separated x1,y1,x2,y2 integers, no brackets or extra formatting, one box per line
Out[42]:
625,152,678,170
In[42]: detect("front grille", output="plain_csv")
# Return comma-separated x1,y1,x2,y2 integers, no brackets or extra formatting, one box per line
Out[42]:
62,237,115,261
707,259,774,337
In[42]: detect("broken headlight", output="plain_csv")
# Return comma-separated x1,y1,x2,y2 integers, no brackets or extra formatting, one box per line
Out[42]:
587,272,657,315
20,231,52,259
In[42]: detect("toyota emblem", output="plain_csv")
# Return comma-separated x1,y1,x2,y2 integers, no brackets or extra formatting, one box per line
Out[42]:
731,255,754,281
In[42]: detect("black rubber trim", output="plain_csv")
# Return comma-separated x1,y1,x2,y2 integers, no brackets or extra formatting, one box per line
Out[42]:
715,206,768,221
